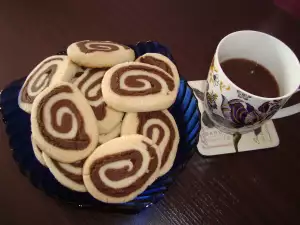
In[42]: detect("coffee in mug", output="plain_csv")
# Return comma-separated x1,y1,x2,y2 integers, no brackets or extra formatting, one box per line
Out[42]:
220,58,280,98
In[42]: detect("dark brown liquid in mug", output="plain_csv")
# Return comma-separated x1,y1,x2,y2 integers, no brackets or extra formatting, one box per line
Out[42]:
220,58,280,98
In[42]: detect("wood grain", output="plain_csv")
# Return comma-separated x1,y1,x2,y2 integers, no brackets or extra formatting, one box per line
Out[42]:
1,0,300,224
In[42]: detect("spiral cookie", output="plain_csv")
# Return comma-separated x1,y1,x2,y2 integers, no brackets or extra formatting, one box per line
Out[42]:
31,136,46,166
72,68,124,134
19,55,81,113
42,152,86,192
67,40,135,68
121,110,179,176
83,135,161,203
98,123,121,144
136,53,180,85
31,82,99,163
102,62,178,112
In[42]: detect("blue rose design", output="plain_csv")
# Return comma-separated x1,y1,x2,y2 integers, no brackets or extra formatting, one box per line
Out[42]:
220,95,283,128
221,96,262,128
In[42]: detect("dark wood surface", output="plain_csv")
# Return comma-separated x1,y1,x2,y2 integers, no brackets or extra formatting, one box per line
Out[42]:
1,0,300,224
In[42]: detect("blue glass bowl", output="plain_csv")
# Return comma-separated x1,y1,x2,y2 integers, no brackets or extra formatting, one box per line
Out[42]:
0,41,201,213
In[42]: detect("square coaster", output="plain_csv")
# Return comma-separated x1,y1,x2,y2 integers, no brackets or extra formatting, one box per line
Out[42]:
188,80,280,156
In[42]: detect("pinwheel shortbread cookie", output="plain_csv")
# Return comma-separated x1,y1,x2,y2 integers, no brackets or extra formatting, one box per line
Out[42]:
67,40,135,68
83,135,161,203
31,82,99,163
101,62,179,112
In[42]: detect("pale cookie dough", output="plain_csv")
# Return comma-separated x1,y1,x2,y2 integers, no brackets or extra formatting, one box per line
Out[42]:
31,82,99,163
19,55,81,113
83,135,161,203
136,53,180,87
67,40,135,68
98,123,121,144
42,152,86,192
72,68,124,134
31,136,46,166
101,62,179,112
121,110,179,176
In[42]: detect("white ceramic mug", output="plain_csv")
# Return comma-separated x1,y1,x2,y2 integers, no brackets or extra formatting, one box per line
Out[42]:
204,30,300,134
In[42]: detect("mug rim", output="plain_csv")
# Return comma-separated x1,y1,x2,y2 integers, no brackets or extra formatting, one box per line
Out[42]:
215,30,300,101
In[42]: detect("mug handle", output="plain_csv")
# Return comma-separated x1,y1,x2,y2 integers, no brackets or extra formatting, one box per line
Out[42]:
272,88,300,119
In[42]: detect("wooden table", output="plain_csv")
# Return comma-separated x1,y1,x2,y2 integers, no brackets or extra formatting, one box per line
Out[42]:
1,0,300,224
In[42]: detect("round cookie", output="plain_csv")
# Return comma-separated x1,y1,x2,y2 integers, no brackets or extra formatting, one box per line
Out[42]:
19,55,81,113
101,62,179,112
121,110,179,176
31,136,46,166
67,40,135,68
83,135,161,203
31,82,99,163
98,123,121,144
42,152,86,192
72,68,124,134
136,53,180,86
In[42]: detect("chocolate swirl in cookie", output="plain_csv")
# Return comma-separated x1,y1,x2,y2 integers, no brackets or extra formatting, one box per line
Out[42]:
91,142,157,197
110,64,175,96
73,68,124,134
37,85,90,150
102,62,178,112
139,56,173,77
31,82,99,163
136,111,177,169
19,55,81,113
21,56,64,104
121,110,179,176
77,41,129,53
73,68,106,120
83,135,161,203
136,53,180,85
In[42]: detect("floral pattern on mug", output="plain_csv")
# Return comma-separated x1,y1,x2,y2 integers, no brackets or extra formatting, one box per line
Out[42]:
209,72,219,86
219,95,283,128
220,81,230,92
208,57,219,86
206,91,218,110
221,96,261,128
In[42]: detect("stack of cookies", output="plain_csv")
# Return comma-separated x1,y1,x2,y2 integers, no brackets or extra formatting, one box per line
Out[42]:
18,40,180,203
